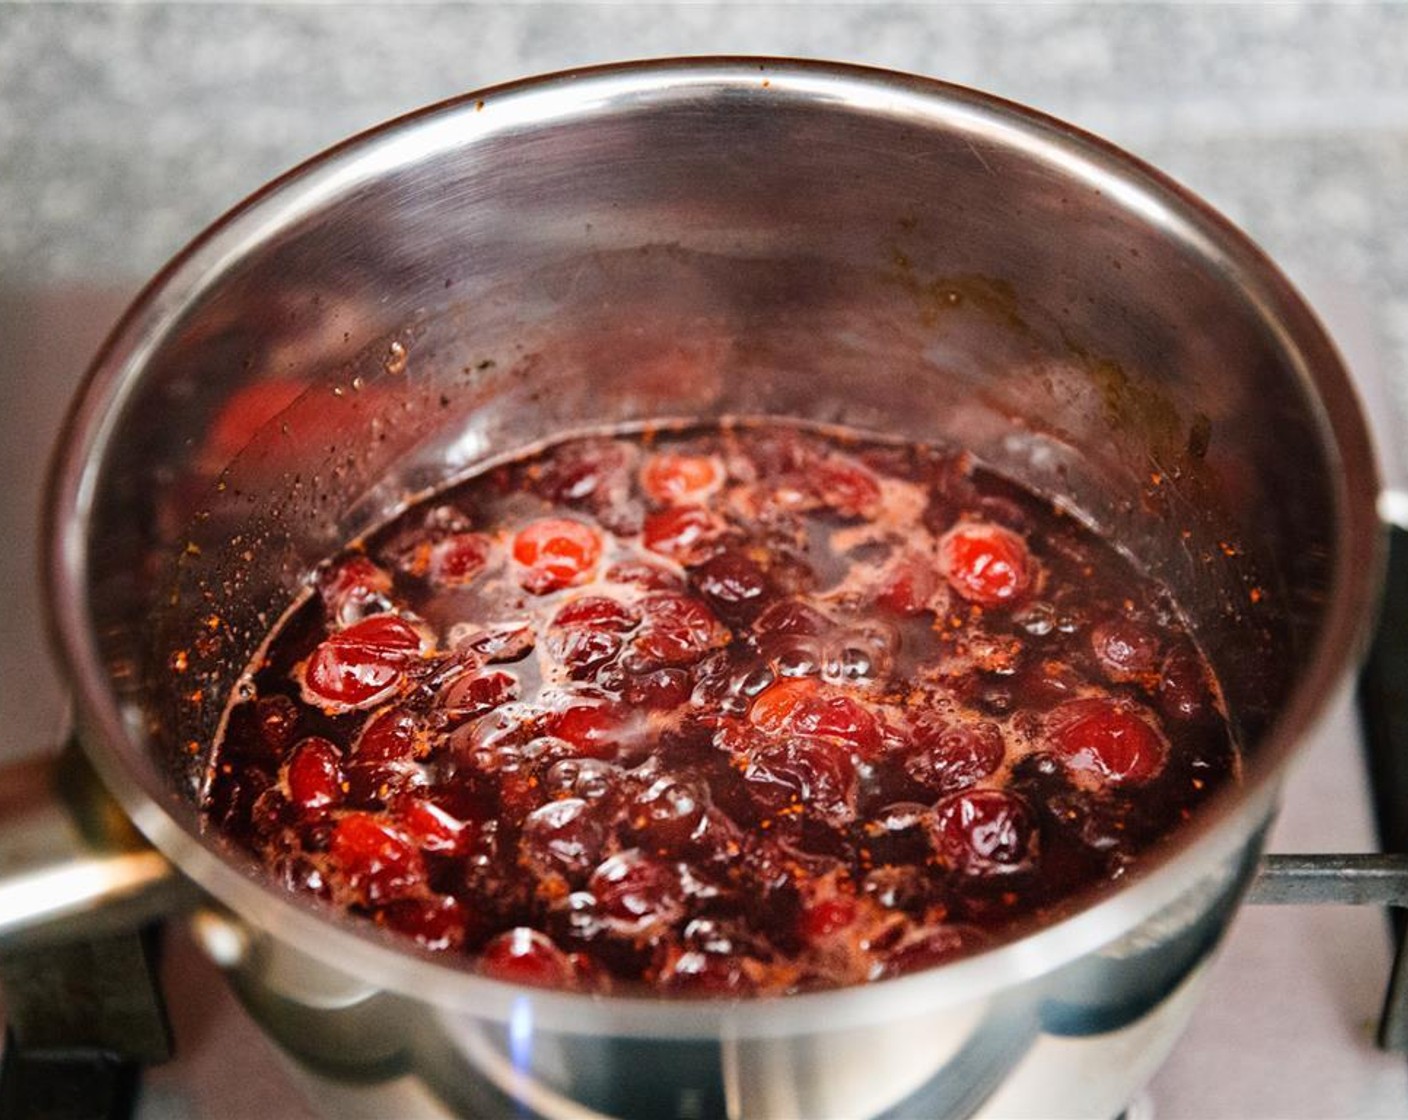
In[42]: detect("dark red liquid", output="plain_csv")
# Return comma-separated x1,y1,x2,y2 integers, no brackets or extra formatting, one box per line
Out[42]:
205,423,1236,994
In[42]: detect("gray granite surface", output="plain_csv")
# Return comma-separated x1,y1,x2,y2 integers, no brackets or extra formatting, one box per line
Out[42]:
3,2,1408,427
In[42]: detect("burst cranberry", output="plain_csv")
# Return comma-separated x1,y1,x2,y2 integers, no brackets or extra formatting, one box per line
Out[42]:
640,452,723,505
748,678,882,758
741,734,859,828
627,593,728,669
547,597,639,677
355,707,421,761
876,552,941,615
427,532,492,586
284,737,344,811
1091,617,1160,682
905,719,1006,792
815,454,881,516
512,518,602,593
440,670,519,722
479,928,579,988
1047,698,1166,786
589,850,684,936
328,813,425,904
642,506,721,564
938,521,1032,607
300,615,424,712
930,789,1038,877
382,895,466,951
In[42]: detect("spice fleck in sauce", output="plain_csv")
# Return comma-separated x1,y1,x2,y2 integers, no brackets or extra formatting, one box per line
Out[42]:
205,423,1236,994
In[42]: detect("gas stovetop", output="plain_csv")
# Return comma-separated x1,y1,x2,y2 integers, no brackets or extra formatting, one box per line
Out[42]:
1,286,1404,1119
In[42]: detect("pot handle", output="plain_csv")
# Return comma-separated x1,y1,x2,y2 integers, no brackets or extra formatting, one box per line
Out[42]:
0,741,191,953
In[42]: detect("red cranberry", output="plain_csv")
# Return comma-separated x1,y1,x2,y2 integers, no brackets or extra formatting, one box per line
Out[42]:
657,948,758,995
382,895,466,951
626,593,728,669
546,702,628,760
395,796,470,854
355,707,421,761
938,521,1033,607
327,813,425,904
284,736,344,811
479,927,579,988
440,670,519,723
694,551,769,619
626,775,708,850
546,597,640,677
1090,617,1161,682
1046,698,1166,787
642,506,722,564
299,615,424,712
589,850,684,936
748,678,882,759
623,668,691,709
427,532,492,586
904,719,1006,792
741,735,859,829
543,758,623,807
534,438,633,506
512,518,602,593
640,452,723,505
344,758,425,809
930,789,1038,877
552,596,640,632
520,798,607,885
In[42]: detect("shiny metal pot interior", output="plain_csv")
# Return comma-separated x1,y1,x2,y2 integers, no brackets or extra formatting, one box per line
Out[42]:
44,59,1381,1118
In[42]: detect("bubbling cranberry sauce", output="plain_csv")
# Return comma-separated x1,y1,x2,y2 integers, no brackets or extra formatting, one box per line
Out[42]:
205,423,1236,995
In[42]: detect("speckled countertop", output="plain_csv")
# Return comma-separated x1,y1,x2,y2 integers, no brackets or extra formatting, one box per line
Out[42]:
2,4,1407,1120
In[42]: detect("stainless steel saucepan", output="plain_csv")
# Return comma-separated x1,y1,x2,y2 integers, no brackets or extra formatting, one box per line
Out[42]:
6,59,1386,1118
